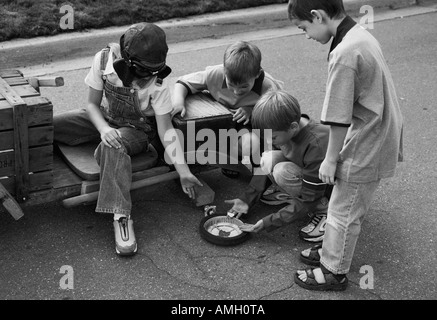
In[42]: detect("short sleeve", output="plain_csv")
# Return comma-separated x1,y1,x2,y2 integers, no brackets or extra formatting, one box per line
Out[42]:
150,80,173,115
176,68,209,94
321,62,357,127
84,51,104,91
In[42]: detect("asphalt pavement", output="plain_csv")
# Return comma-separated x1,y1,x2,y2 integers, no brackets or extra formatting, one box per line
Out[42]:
1,0,437,305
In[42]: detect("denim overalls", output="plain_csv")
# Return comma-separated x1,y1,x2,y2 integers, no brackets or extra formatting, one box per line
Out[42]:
54,47,160,215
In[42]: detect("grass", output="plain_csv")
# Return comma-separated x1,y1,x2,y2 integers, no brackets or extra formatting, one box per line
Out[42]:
0,0,288,42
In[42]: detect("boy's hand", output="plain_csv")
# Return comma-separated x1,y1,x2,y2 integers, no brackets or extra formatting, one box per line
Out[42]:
319,158,337,185
171,103,186,118
179,173,203,199
224,199,249,219
239,220,264,233
100,126,122,149
232,107,251,125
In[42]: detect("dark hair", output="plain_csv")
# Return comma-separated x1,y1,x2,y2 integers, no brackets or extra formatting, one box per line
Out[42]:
223,41,262,84
288,0,346,22
252,89,301,131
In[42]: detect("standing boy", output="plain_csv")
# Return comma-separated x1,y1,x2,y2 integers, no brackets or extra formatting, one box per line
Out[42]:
288,0,403,291
54,23,202,256
172,41,283,177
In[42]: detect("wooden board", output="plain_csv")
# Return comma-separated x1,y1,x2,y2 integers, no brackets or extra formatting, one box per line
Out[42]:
0,145,53,177
0,96,53,131
173,92,233,122
56,141,159,181
172,92,236,156
0,181,24,220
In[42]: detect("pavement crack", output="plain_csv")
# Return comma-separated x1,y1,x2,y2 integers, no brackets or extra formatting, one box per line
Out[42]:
258,283,294,300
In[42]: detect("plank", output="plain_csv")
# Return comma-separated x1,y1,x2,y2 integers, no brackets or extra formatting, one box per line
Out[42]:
174,92,232,121
0,181,24,220
1,170,53,194
13,102,30,201
0,145,53,177
0,69,23,78
0,126,53,149
0,84,40,99
0,96,53,130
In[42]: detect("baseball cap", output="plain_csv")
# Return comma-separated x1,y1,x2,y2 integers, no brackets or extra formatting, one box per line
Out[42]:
121,22,168,72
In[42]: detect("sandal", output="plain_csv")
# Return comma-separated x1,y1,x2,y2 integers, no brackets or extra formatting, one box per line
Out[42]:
294,267,348,291
221,168,240,178
300,243,322,266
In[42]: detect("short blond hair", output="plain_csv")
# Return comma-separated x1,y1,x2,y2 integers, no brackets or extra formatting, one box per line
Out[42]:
223,41,262,84
252,89,301,131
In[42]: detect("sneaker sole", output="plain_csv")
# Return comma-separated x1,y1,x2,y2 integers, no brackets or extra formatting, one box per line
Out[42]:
116,243,138,256
300,235,324,243
260,198,290,206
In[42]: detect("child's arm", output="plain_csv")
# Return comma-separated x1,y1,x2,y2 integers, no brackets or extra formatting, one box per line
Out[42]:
319,126,349,185
171,82,189,118
239,220,264,233
155,113,203,199
86,87,122,149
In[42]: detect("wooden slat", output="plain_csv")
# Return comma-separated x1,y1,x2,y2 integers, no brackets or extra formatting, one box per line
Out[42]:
0,145,53,177
4,77,29,87
173,92,232,123
0,77,27,105
0,97,53,130
13,102,30,201
0,181,24,220
1,170,53,194
0,125,53,149
33,77,64,87
0,77,30,201
0,84,40,99
0,69,23,78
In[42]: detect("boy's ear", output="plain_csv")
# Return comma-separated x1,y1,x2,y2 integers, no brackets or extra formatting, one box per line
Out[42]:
289,121,299,131
310,10,324,23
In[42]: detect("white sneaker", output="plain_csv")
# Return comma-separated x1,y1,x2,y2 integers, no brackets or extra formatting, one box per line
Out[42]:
299,214,327,243
113,216,137,256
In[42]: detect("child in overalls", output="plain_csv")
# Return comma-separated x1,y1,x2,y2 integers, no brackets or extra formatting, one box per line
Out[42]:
54,23,202,256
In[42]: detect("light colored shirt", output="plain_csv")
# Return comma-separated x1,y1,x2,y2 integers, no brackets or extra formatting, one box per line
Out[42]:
176,64,283,110
321,24,403,183
84,44,172,116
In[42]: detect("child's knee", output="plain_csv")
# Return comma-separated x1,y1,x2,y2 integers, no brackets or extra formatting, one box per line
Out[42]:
272,162,301,187
94,141,129,165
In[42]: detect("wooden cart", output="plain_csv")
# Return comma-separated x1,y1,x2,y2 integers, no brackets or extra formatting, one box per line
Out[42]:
0,69,248,218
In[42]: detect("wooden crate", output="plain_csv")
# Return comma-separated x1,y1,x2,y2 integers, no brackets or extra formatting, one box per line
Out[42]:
0,69,53,202
172,92,236,161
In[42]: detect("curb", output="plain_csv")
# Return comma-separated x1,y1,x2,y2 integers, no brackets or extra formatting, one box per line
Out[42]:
0,0,424,70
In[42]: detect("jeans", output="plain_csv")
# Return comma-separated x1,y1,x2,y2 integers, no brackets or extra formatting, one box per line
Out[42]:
320,178,381,274
261,150,302,198
54,109,153,215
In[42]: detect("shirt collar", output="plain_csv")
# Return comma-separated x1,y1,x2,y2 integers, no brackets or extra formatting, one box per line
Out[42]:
103,44,121,75
221,69,265,95
328,15,357,60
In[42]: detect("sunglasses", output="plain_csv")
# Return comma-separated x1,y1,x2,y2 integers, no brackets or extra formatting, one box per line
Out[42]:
130,60,161,75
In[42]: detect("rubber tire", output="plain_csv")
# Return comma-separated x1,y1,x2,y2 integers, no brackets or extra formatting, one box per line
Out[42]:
199,214,251,246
